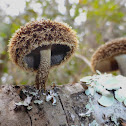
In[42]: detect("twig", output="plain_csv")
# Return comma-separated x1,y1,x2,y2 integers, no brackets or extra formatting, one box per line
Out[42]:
75,54,91,68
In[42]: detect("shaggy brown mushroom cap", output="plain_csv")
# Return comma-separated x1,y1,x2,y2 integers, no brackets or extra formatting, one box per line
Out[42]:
8,20,78,72
91,38,126,73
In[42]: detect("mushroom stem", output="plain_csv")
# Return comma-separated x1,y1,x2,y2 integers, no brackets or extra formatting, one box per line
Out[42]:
115,54,126,76
35,46,51,90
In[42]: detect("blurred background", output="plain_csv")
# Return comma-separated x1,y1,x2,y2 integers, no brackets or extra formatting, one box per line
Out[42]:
0,0,126,86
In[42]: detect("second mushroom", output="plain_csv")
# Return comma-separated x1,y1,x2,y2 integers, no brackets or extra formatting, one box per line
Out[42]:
8,20,78,91
91,38,126,76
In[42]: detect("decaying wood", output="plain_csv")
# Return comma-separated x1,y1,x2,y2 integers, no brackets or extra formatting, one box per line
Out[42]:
0,83,126,126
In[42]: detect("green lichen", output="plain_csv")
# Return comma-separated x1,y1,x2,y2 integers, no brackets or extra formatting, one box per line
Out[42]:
80,71,126,107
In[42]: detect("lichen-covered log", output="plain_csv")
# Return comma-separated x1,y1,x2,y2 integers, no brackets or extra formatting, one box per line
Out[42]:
0,83,126,126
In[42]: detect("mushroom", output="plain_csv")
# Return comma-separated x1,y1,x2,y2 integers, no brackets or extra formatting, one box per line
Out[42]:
91,38,126,76
8,20,78,91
